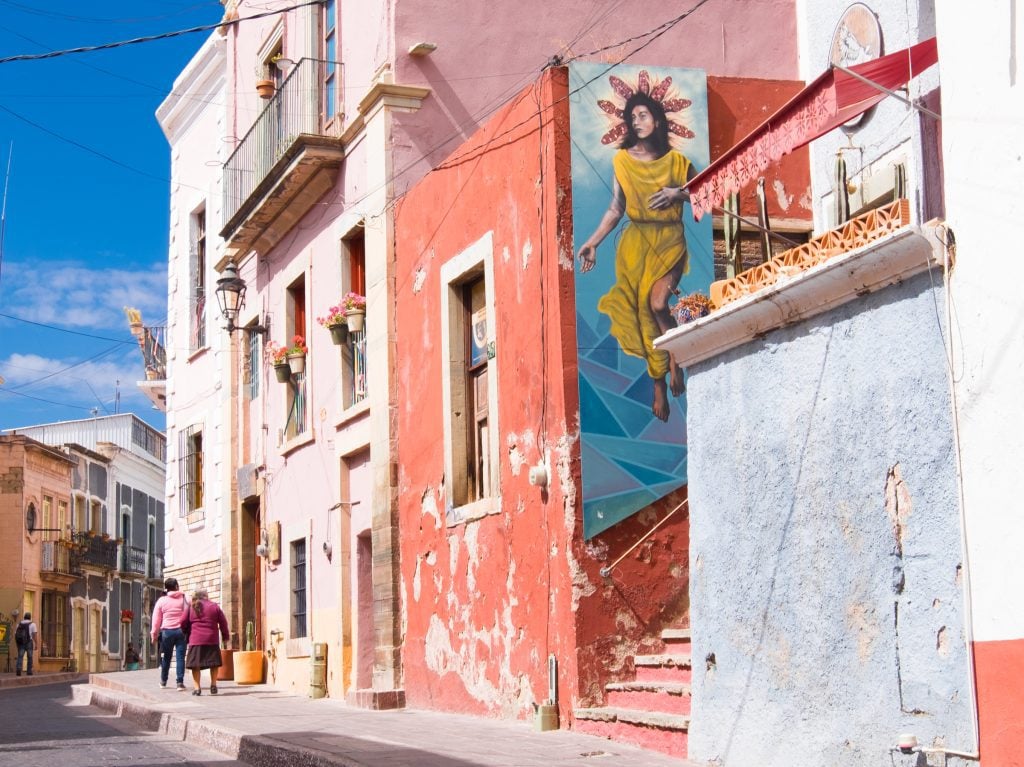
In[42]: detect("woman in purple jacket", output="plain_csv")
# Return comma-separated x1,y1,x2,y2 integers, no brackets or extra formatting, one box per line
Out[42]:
180,588,231,695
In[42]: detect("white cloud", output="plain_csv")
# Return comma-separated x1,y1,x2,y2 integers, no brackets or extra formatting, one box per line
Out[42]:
1,350,151,414
3,258,167,332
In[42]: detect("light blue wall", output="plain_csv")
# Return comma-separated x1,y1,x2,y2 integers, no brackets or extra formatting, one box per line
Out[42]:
687,272,972,766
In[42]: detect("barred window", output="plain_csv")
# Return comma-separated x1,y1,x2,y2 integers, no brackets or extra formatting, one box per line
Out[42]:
178,425,204,523
291,539,307,638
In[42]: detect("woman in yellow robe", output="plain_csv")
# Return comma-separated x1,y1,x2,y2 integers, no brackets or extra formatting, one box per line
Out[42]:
578,91,696,421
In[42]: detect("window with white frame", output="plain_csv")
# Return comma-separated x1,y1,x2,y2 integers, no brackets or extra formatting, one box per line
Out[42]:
178,425,204,523
189,205,207,352
340,228,366,409
285,276,308,440
323,0,339,122
291,539,307,637
245,324,262,401
441,232,500,524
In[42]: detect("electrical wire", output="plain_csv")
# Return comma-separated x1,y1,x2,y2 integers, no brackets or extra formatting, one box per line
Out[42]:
0,0,325,65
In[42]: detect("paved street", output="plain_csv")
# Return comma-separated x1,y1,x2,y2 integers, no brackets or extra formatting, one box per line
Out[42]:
0,680,247,767
69,668,697,766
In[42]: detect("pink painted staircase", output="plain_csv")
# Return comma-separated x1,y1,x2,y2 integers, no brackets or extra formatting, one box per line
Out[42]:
573,628,692,759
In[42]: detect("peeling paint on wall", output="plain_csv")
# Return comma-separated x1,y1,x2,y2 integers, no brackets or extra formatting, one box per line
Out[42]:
772,178,793,211
412,266,427,293
505,430,536,476
420,486,440,530
847,601,881,662
521,239,533,270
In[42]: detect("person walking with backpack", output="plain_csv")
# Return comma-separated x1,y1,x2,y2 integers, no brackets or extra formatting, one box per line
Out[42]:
14,612,37,676
150,578,189,690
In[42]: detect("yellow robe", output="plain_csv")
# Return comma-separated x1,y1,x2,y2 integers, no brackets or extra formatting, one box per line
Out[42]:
598,149,690,379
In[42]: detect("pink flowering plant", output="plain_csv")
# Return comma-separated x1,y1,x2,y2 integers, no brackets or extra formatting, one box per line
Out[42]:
266,341,288,365
317,303,347,328
342,292,366,312
266,335,307,364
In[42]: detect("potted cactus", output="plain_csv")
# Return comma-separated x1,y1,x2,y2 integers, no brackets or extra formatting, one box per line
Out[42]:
233,621,264,685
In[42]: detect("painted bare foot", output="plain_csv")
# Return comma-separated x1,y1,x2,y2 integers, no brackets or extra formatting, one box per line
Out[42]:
669,362,685,397
652,377,670,422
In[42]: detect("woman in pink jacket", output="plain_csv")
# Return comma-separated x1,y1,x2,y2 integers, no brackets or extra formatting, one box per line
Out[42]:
180,588,231,695
150,578,189,690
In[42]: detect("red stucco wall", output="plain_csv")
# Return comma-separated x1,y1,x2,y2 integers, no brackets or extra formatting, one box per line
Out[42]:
394,68,811,724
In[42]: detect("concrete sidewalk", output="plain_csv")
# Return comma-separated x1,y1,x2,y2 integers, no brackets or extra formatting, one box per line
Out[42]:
71,667,699,766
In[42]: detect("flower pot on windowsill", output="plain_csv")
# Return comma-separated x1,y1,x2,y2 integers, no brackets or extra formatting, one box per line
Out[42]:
286,352,306,375
273,362,291,383
345,309,365,333
256,79,276,99
328,323,348,345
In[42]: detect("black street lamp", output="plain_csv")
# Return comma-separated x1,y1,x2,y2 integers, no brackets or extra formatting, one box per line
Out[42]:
215,263,266,334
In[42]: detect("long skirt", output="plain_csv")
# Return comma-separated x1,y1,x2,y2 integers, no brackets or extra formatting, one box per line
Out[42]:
185,644,223,670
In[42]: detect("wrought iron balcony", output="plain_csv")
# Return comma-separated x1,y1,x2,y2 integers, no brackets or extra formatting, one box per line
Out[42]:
148,551,165,581
72,532,119,570
221,58,346,258
121,544,147,576
41,540,82,579
125,307,167,411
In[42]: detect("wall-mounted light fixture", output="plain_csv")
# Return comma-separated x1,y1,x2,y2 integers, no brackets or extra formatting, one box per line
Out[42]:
215,262,267,334
408,41,437,56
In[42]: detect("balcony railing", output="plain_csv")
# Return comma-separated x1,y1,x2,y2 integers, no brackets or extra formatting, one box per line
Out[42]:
149,551,165,581
223,58,342,225
121,545,147,576
41,541,81,577
72,532,118,569
350,328,367,406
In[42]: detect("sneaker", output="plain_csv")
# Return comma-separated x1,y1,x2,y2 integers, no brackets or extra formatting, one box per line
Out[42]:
159,681,168,689
176,683,186,691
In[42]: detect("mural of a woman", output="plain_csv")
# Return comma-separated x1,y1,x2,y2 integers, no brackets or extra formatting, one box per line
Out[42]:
578,91,697,422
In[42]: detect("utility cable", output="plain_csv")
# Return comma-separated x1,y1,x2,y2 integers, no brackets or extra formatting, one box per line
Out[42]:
0,0,325,65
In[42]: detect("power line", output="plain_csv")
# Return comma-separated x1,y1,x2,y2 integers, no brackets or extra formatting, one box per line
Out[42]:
0,311,136,344
0,0,325,65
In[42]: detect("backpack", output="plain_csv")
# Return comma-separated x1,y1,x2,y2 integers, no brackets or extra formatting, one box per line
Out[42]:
14,622,30,647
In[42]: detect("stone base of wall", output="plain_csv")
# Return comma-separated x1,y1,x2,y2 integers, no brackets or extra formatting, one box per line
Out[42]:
164,560,221,605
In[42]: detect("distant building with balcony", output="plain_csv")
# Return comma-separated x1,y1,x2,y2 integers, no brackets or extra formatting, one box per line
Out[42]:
0,434,77,673
5,414,167,672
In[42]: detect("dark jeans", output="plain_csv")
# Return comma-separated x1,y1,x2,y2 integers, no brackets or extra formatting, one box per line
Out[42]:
16,642,33,675
159,628,186,685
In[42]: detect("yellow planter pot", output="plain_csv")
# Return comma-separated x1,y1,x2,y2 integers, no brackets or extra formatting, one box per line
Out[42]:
233,650,264,685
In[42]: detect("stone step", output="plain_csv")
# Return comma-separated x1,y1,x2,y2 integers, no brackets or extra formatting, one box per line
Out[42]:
574,707,689,759
634,653,692,684
605,680,691,715
661,627,691,644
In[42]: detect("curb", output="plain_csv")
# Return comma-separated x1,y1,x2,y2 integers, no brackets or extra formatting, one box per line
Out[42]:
74,683,366,767
0,672,89,689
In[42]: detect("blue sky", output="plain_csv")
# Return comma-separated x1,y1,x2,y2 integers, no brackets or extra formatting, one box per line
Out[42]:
0,1,222,432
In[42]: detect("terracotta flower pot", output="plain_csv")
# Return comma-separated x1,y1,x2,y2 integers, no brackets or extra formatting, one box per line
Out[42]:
217,649,234,681
345,309,365,333
256,79,276,99
233,650,264,685
274,362,291,383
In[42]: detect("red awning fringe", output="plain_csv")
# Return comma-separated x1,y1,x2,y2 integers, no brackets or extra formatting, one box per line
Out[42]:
688,37,938,220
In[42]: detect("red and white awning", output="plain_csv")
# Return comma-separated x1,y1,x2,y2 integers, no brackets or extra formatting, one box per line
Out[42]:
688,37,939,220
